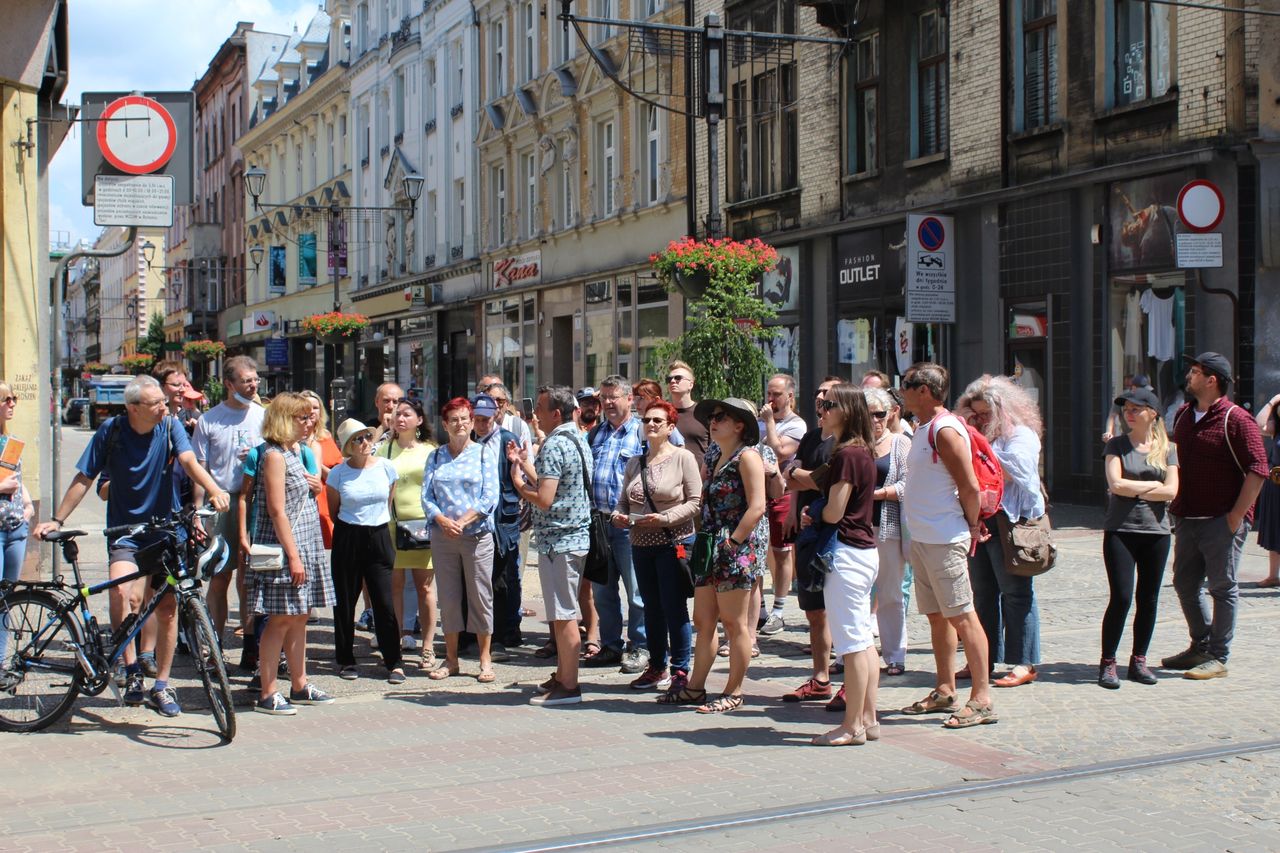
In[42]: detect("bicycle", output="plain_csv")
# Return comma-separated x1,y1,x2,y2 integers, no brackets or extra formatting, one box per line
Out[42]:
0,505,236,740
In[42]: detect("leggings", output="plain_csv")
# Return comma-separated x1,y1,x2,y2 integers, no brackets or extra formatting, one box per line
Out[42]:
1101,530,1171,659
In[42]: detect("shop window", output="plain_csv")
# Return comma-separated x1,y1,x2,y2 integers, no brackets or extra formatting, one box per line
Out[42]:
844,32,879,175
585,279,613,387
484,297,525,392
1006,299,1049,408
522,294,537,398
1108,273,1186,418
1108,0,1172,108
1012,0,1058,130
911,8,948,158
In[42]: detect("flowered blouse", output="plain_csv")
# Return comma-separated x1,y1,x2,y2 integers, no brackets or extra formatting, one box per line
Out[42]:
701,443,772,575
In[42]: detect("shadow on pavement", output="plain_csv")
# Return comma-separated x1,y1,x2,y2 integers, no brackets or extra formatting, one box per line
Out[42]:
71,708,228,750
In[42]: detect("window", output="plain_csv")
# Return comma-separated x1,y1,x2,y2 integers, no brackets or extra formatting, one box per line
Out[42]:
425,190,437,259
726,0,798,202
844,32,879,174
491,19,507,99
560,159,576,228
394,70,406,137
592,0,616,44
595,119,617,216
643,104,662,204
645,0,661,16
914,8,948,157
339,114,348,170
1018,0,1058,129
454,41,465,107
521,1,537,83
425,59,437,123
555,13,575,64
524,151,538,237
453,179,465,252
493,164,507,245
1111,0,1172,107
294,143,303,196
326,120,335,179
359,103,371,164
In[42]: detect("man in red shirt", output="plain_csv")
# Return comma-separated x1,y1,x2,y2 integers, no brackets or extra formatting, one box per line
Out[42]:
1163,352,1267,679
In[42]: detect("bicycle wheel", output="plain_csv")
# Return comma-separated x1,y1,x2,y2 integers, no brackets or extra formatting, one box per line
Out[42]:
0,589,83,732
180,595,235,741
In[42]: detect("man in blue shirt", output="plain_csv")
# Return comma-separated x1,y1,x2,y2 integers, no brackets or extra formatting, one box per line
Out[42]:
585,375,648,673
36,375,229,718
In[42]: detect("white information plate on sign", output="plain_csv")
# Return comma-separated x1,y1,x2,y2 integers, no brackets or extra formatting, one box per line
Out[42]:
906,213,956,323
1176,232,1223,268
93,175,175,227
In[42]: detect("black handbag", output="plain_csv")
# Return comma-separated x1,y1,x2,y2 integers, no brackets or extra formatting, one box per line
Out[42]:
567,437,612,585
640,454,695,598
389,442,432,551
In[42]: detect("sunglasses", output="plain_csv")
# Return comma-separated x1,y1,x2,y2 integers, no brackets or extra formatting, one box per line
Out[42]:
352,434,374,445
869,410,888,420
666,375,690,383
709,411,731,423
818,400,838,411
640,416,668,425
901,380,926,391
0,397,16,405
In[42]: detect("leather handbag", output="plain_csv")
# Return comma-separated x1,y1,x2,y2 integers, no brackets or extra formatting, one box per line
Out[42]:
639,454,694,598
395,519,432,551
567,437,612,585
248,543,285,572
995,512,1057,577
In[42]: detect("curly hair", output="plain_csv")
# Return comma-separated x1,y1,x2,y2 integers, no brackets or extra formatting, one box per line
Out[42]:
955,374,1043,440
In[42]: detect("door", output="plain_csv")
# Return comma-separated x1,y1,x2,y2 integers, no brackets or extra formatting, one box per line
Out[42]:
552,315,574,387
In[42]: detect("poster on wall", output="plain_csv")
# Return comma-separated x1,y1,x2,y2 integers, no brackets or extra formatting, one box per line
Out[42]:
765,325,798,377
298,233,317,286
327,215,348,277
893,317,914,376
761,247,799,312
837,318,875,365
269,245,286,295
1108,172,1186,272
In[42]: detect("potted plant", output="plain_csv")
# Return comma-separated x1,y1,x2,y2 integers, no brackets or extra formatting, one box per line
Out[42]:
83,362,111,375
120,353,156,373
183,340,227,361
652,235,780,401
301,311,371,344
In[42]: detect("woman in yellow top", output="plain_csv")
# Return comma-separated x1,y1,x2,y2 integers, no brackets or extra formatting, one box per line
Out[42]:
383,397,438,667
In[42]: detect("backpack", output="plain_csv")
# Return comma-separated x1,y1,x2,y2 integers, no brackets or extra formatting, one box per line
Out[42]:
928,411,1004,520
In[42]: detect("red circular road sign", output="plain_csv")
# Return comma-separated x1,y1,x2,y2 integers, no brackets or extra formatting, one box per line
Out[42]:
918,217,946,252
1176,180,1225,233
96,95,178,175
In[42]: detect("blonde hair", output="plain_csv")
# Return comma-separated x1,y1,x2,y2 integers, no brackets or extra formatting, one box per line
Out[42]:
299,389,330,439
666,360,693,380
260,392,311,445
0,381,11,435
1146,414,1172,475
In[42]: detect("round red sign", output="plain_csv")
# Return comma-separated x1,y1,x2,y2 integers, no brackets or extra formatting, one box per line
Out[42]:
96,95,178,175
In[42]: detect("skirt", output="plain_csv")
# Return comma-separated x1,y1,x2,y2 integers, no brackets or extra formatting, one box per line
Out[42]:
1256,478,1280,553
251,549,336,615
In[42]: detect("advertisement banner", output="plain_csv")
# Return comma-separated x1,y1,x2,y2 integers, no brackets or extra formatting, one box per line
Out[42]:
269,245,286,295
328,216,348,278
298,233,317,286
761,247,799,312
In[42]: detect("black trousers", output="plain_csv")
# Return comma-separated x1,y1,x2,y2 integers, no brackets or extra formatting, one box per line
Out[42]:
1101,530,1171,659
332,519,401,670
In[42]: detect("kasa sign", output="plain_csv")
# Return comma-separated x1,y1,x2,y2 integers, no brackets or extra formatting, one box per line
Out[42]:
492,250,542,289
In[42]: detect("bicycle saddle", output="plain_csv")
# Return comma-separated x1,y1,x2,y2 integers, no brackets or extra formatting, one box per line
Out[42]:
42,529,88,541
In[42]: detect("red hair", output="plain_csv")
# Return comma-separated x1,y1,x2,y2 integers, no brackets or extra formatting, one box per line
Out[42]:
440,397,473,419
642,399,679,424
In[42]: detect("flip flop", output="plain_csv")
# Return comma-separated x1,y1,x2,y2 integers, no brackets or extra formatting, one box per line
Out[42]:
943,699,999,729
476,669,496,684
427,666,460,681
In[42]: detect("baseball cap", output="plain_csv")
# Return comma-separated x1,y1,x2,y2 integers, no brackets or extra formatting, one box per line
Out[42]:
1114,388,1161,413
575,386,599,402
1130,374,1151,389
1185,351,1232,382
471,393,499,418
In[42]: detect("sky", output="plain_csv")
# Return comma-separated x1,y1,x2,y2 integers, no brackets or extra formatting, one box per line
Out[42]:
49,0,323,249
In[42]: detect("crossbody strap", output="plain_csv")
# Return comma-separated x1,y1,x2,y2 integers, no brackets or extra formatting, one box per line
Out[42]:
1224,405,1243,475
638,453,678,546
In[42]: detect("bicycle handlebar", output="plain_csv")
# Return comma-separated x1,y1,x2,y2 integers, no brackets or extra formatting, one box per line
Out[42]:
101,504,219,540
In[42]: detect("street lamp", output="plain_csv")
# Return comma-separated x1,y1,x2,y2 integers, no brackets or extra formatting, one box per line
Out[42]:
249,244,265,271
245,165,425,214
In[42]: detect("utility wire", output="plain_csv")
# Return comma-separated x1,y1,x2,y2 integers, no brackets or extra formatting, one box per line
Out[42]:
1140,0,1280,17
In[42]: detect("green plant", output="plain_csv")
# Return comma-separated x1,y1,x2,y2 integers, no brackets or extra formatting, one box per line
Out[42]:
137,312,166,359
203,377,225,405
301,311,370,338
83,362,110,375
120,353,156,372
652,236,779,402
183,339,226,361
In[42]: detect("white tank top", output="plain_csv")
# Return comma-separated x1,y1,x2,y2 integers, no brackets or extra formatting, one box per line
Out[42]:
903,413,971,544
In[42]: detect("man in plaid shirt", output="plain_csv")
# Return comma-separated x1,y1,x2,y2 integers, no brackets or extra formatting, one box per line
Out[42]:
1163,352,1267,680
586,375,648,673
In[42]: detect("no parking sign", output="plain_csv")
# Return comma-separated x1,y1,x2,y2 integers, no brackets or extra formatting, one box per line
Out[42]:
907,213,955,323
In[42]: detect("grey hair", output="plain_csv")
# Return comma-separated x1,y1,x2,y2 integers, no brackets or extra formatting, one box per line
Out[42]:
124,374,162,404
223,355,259,381
539,384,577,420
600,374,632,396
862,386,893,412
483,381,510,397
770,373,796,395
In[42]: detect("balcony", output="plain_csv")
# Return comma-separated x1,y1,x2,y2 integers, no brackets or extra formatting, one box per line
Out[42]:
449,102,464,118
424,118,437,135
450,245,463,260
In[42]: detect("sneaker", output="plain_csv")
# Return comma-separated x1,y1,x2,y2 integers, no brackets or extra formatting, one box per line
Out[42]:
123,672,147,706
255,692,297,715
782,677,834,702
137,651,158,678
825,685,847,713
620,647,650,674
338,665,360,680
289,683,335,705
1160,644,1212,670
355,609,375,632
402,635,419,652
388,668,407,685
490,643,511,663
760,613,786,636
537,672,560,693
629,664,672,691
1183,658,1228,680
1098,658,1120,690
530,683,583,706
1127,655,1158,685
582,646,623,668
147,686,182,717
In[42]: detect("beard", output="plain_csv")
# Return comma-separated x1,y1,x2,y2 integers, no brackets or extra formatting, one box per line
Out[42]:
579,411,600,426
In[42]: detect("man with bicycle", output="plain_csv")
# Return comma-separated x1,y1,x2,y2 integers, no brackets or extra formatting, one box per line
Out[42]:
35,376,230,717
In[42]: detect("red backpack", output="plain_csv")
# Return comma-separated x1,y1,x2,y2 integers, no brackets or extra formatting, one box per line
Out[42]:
928,411,1004,519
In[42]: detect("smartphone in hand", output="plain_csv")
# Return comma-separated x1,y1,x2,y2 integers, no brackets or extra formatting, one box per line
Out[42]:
521,397,534,419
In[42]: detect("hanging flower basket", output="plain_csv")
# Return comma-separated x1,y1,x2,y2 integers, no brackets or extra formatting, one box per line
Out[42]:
302,311,370,344
83,362,111,375
183,340,226,361
120,353,155,373
650,236,779,300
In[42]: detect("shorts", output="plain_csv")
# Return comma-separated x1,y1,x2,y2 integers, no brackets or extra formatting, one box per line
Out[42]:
767,493,796,550
209,496,242,569
109,530,180,591
539,550,585,622
909,539,974,618
793,532,826,612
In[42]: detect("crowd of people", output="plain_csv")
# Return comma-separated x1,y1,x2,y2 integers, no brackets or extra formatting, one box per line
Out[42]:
17,348,1275,742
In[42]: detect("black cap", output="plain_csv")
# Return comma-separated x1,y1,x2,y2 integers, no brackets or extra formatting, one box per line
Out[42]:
1115,388,1162,412
1131,374,1151,389
1186,351,1232,383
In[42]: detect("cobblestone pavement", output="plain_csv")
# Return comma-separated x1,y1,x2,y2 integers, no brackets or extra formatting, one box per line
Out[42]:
3,428,1278,851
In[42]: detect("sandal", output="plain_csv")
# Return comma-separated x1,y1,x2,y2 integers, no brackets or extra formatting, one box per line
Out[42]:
883,663,906,677
1260,577,1280,588
750,645,760,659
943,699,998,729
696,693,744,714
579,641,602,661
901,689,960,715
534,640,557,659
427,666,460,681
476,668,496,684
657,686,707,706
716,643,730,658
421,651,437,669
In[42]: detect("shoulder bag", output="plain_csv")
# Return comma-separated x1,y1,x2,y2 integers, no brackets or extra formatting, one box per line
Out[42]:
640,452,694,598
388,443,432,551
994,481,1056,577
565,433,612,585
248,444,285,571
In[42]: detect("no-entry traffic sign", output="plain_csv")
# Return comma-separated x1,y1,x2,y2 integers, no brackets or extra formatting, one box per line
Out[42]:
81,91,194,206
1176,180,1225,233
96,96,177,175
